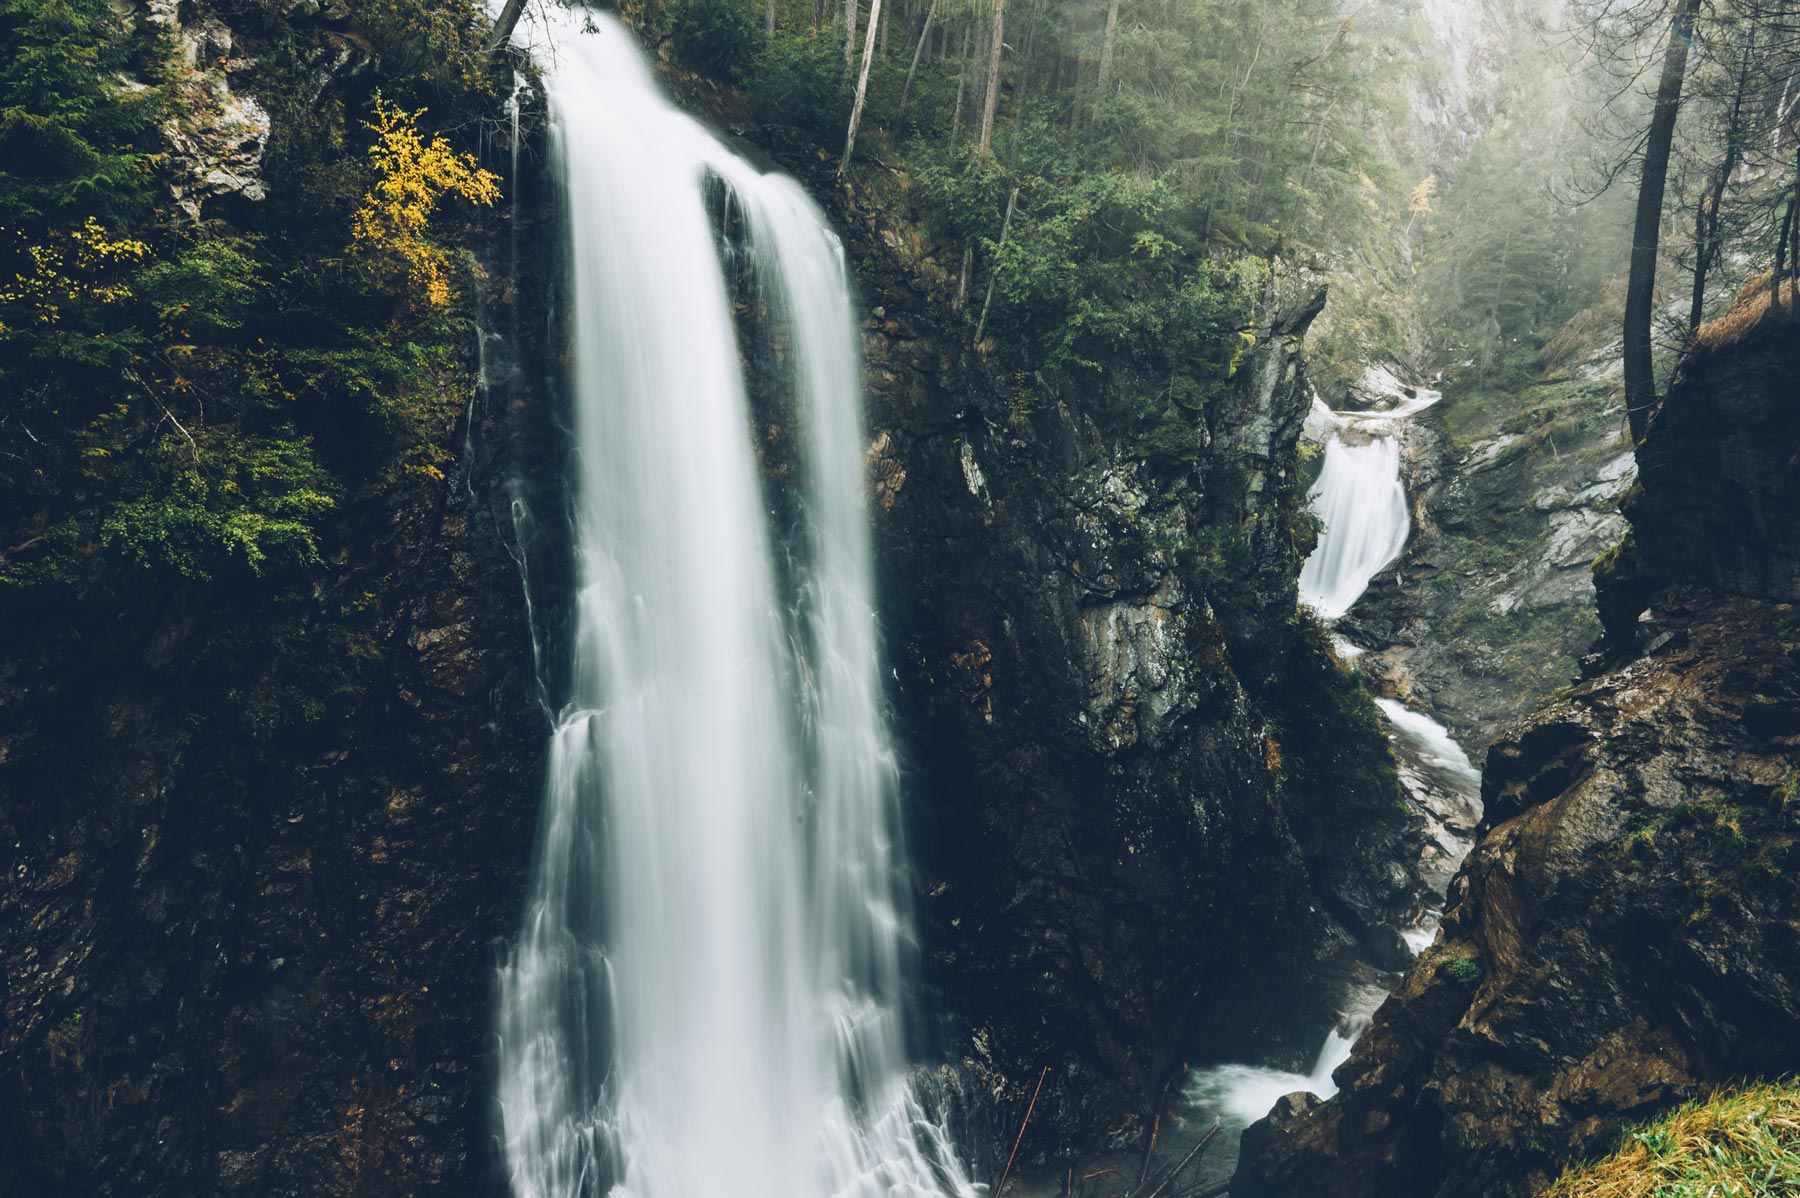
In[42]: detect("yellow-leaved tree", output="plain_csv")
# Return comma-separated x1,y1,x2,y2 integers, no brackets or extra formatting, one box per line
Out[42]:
351,97,500,308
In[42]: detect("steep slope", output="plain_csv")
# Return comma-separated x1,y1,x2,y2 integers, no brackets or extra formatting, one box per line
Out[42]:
1234,316,1800,1197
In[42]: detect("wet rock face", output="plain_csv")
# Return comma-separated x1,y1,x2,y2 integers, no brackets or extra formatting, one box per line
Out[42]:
1344,364,1634,751
1237,324,1800,1197
851,252,1344,1152
1235,592,1800,1198
0,429,542,1198
1631,324,1800,604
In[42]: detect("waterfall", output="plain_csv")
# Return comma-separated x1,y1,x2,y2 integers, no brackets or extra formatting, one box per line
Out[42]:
1185,379,1479,1155
1297,433,1411,621
1297,387,1438,622
496,13,970,1198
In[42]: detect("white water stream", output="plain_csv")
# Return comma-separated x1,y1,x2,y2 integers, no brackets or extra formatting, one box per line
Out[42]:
1189,376,1482,1141
496,13,970,1198
1297,383,1442,620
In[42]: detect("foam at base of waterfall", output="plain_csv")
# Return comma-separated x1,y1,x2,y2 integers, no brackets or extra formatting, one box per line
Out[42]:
1185,1024,1362,1129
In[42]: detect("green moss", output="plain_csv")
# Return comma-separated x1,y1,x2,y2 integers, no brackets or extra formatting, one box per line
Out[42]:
1442,956,1483,988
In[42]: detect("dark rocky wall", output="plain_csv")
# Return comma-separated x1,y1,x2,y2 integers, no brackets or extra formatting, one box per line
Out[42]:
1631,318,1800,604
0,395,546,1197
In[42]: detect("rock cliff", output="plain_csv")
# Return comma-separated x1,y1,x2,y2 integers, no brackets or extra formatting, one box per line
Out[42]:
1235,316,1800,1197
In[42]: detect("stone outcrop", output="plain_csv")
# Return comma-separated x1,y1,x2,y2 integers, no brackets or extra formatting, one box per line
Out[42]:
1629,314,1800,604
1344,355,1634,751
1235,319,1800,1197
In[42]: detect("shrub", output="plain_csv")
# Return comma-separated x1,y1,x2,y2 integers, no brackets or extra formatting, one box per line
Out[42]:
668,0,764,84
1443,956,1483,988
752,31,850,141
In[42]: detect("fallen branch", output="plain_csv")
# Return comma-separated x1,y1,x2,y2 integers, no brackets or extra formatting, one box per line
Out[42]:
1139,1076,1175,1185
1141,1124,1222,1198
994,1065,1050,1197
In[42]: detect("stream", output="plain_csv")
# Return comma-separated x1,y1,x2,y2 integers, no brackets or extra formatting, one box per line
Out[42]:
1181,376,1484,1178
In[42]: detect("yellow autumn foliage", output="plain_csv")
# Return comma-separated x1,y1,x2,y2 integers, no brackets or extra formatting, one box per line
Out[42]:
0,217,150,331
351,97,500,308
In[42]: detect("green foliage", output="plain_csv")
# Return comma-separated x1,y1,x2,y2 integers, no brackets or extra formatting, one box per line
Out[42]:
751,30,851,141
348,0,500,108
670,0,765,83
0,0,495,601
98,431,339,580
1443,956,1484,988
0,0,170,226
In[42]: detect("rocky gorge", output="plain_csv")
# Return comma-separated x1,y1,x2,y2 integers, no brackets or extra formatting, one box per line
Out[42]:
3,0,1798,1195
1235,312,1800,1196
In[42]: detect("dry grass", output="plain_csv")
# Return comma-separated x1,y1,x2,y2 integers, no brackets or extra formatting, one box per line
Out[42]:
1543,1081,1800,1197
1692,271,1800,353
1542,274,1629,376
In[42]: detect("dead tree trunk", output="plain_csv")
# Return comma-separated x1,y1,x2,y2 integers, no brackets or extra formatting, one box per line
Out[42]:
898,0,941,115
1623,0,1702,443
488,0,528,53
839,0,886,175
976,0,1007,156
1096,0,1121,96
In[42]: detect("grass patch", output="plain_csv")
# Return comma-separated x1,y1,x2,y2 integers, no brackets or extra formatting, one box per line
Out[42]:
1544,1080,1800,1197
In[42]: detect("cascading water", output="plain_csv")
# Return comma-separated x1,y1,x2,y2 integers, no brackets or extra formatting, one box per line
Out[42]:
1186,377,1481,1155
496,13,970,1198
1296,431,1411,621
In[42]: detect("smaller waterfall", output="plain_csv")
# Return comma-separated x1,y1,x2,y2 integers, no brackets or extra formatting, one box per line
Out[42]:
1185,1017,1366,1129
1297,434,1411,621
1186,376,1481,1154
1297,383,1440,622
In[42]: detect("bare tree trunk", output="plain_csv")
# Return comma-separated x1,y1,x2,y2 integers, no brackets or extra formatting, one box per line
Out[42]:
1689,41,1751,333
1689,192,1713,333
488,0,528,53
839,0,885,175
1623,0,1702,444
879,0,890,55
845,0,858,68
976,0,1007,156
814,0,824,35
974,186,1020,344
1096,0,1120,95
1774,192,1793,313
951,24,972,145
767,0,777,37
898,0,940,114
1006,23,1035,166
1790,143,1800,310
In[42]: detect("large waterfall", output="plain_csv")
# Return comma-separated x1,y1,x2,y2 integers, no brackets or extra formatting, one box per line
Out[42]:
496,13,970,1198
